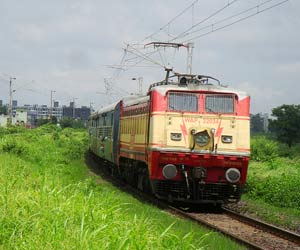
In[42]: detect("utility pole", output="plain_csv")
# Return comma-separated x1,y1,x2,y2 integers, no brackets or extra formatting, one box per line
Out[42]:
186,42,194,75
50,90,55,124
8,77,16,126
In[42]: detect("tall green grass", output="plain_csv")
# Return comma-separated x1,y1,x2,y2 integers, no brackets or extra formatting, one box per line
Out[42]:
246,136,300,209
0,126,242,250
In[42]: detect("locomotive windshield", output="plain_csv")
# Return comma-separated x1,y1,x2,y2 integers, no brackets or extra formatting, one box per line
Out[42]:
205,95,234,113
168,92,198,112
168,92,235,113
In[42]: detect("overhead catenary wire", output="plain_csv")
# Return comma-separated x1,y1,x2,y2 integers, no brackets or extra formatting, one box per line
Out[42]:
142,0,199,42
124,48,165,68
125,43,166,69
176,0,276,40
183,0,289,43
172,0,240,41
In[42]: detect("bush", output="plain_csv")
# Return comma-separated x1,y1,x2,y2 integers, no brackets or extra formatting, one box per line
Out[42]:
1,137,28,156
0,126,6,136
278,143,300,159
251,136,279,162
60,118,85,129
247,174,300,208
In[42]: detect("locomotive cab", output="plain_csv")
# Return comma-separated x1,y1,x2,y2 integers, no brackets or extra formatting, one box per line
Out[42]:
147,74,250,204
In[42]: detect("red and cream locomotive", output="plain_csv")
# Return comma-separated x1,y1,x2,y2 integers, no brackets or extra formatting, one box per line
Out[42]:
88,73,250,205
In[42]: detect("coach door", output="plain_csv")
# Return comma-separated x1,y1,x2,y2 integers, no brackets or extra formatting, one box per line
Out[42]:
113,102,121,164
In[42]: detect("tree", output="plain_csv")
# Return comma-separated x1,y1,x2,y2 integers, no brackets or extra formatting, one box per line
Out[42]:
36,118,50,127
59,118,85,129
269,104,300,147
50,116,58,125
60,118,73,128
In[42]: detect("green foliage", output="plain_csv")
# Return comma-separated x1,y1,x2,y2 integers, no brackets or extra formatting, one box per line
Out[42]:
278,143,300,159
0,126,26,138
0,128,241,250
36,118,50,127
60,117,73,128
60,118,85,129
0,126,6,136
250,136,279,162
269,104,300,147
1,137,28,155
246,173,300,208
240,196,300,231
247,132,300,212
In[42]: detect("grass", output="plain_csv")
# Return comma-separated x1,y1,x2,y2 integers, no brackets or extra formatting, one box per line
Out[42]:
243,135,300,231
0,126,243,250
240,195,300,232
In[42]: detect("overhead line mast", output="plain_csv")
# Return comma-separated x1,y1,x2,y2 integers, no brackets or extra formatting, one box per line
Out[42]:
144,42,195,75
8,77,16,126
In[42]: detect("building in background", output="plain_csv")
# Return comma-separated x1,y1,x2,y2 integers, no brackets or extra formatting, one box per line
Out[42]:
250,112,269,134
23,104,63,127
63,102,91,121
0,110,28,127
12,100,18,107
0,100,90,127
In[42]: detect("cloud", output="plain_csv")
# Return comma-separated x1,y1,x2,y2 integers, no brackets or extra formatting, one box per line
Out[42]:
0,0,299,113
15,24,47,43
276,62,300,73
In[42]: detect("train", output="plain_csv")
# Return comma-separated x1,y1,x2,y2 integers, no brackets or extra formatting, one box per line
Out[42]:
88,73,250,205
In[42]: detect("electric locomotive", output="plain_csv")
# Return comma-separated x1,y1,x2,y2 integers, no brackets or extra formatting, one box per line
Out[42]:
88,73,250,205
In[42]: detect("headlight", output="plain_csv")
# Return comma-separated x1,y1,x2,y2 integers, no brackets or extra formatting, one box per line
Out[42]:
162,164,178,179
222,135,233,143
194,131,210,147
225,168,241,183
170,133,182,141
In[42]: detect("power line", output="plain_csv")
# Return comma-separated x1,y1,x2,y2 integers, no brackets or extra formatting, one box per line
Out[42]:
172,0,240,41
126,44,166,68
176,0,274,40
142,0,199,42
183,0,289,43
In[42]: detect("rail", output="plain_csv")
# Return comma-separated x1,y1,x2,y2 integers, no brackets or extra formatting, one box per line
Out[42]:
86,152,300,250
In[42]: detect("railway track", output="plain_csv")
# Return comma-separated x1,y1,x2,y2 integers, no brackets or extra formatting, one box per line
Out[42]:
171,206,300,250
86,152,300,250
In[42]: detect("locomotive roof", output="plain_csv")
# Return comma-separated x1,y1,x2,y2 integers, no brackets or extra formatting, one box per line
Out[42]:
149,73,249,99
150,83,249,100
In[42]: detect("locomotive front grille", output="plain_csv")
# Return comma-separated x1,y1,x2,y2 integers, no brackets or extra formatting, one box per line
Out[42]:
154,180,187,198
152,180,242,202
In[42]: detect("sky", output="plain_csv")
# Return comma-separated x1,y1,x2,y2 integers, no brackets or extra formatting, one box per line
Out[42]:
0,0,299,114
